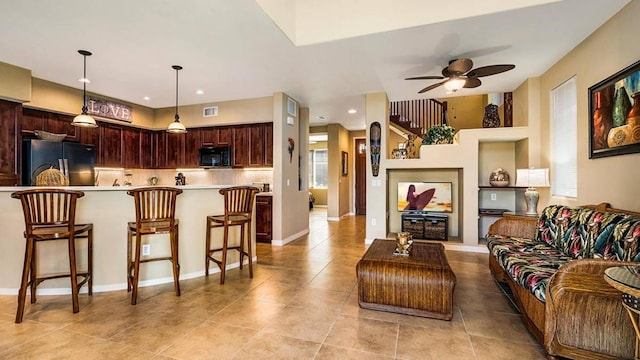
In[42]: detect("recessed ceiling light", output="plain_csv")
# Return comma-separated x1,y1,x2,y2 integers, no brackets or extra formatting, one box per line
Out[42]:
195,90,204,95
317,115,326,120
143,96,151,101
348,109,357,114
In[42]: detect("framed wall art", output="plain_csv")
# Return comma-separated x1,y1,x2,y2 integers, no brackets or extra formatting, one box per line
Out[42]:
589,60,640,159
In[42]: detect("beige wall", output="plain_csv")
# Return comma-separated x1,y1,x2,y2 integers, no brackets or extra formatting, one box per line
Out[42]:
154,96,273,129
29,78,156,128
444,94,486,130
536,0,640,211
327,123,351,218
0,61,31,102
365,92,389,242
272,92,310,245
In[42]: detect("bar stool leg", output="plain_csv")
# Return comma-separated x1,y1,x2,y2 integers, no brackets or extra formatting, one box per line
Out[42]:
68,234,80,313
246,222,253,278
131,234,142,305
239,225,245,271
205,219,211,276
16,238,34,323
126,229,132,292
220,224,229,285
171,225,181,296
88,229,93,295
30,242,37,304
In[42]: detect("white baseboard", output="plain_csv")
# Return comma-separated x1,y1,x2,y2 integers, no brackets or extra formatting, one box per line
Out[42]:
0,257,258,296
271,228,310,246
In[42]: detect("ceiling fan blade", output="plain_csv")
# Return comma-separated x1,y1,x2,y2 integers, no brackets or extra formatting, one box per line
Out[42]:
466,64,515,78
404,75,445,80
445,58,473,75
464,77,481,88
418,81,445,93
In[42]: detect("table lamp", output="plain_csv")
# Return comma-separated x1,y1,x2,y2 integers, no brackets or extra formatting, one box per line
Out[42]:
516,168,550,215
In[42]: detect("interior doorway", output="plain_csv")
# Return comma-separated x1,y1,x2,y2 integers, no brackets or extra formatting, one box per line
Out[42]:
355,138,366,215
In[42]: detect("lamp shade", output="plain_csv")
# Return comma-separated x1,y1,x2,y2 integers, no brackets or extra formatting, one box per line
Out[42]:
167,118,187,133
516,168,550,188
72,113,98,128
167,65,187,133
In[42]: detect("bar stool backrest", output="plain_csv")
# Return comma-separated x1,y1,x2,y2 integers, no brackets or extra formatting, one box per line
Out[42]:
127,187,183,225
218,186,259,219
11,188,85,234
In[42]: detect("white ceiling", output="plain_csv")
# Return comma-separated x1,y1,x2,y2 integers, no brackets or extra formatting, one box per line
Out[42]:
0,0,630,130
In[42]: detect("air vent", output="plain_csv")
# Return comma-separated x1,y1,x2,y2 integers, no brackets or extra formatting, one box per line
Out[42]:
203,106,218,117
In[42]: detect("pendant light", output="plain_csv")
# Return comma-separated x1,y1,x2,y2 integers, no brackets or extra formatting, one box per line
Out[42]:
72,50,98,128
167,65,187,133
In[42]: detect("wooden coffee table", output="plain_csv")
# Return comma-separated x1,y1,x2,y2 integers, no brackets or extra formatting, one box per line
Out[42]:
356,239,456,320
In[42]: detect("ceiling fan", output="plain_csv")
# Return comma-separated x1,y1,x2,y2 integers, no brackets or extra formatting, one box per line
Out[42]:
405,58,515,94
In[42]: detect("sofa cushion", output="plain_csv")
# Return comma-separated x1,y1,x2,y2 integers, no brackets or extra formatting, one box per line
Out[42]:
602,217,640,261
536,205,628,259
488,235,570,302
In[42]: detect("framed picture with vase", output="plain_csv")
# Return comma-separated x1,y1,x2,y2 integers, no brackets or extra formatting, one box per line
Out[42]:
589,59,640,159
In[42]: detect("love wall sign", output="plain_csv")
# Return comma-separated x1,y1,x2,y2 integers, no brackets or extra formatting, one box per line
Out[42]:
87,97,133,123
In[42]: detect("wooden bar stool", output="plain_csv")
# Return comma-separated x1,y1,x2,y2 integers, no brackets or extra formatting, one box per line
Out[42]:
126,187,182,305
205,186,259,284
11,188,93,323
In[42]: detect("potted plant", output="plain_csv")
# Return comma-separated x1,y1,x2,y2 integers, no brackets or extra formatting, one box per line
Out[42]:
422,124,456,145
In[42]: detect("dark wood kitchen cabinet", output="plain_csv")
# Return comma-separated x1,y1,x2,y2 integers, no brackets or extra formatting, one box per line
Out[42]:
264,123,273,166
140,130,153,169
247,124,265,167
184,128,201,167
101,124,123,167
0,100,20,185
202,126,231,146
232,126,247,168
166,132,185,168
255,194,273,243
20,108,78,141
122,127,141,168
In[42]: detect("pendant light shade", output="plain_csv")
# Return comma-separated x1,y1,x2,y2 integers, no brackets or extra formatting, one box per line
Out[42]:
72,50,98,128
167,65,187,133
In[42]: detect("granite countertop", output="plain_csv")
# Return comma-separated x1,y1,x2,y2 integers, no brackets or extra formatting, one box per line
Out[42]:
0,184,238,192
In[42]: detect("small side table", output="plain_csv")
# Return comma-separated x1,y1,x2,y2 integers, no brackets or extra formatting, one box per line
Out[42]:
604,266,640,360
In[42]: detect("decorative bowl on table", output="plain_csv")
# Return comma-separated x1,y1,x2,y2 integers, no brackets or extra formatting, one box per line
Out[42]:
34,130,66,142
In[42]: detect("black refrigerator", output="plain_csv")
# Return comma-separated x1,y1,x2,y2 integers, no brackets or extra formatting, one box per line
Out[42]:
22,139,96,186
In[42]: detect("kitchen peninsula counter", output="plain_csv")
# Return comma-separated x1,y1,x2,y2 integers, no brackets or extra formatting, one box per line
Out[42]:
0,185,256,295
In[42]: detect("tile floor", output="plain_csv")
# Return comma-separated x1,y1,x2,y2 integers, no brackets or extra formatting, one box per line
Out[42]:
0,209,547,359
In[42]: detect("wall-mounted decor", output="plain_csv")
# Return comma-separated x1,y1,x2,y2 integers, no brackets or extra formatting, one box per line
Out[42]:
369,122,381,177
287,137,295,163
87,96,133,123
589,60,640,159
341,151,348,176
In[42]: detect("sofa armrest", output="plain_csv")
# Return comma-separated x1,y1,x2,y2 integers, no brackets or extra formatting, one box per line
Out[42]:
545,259,635,359
487,215,538,239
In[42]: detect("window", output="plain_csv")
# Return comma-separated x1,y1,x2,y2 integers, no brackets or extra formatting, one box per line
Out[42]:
308,149,328,188
550,77,577,198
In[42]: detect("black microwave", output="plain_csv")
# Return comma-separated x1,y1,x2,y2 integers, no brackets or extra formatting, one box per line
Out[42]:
198,146,231,167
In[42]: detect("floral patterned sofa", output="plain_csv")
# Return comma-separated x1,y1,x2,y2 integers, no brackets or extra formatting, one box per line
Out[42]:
487,203,640,360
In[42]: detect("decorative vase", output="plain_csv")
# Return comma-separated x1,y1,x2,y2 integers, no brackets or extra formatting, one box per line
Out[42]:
482,104,500,128
626,92,640,128
613,86,631,128
489,168,510,187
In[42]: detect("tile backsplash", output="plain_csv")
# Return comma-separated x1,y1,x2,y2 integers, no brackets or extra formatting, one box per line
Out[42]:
95,168,273,188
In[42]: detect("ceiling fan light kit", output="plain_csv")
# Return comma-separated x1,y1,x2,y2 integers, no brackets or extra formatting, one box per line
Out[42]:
405,58,515,94
72,50,98,128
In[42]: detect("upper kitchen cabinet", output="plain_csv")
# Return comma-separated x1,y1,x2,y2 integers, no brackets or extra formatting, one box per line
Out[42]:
20,108,78,141
166,132,185,168
140,130,153,169
264,123,273,166
232,126,247,168
0,100,20,185
202,126,231,146
101,124,123,167
184,128,201,167
122,127,141,169
79,125,101,166
247,124,265,167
